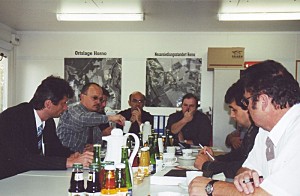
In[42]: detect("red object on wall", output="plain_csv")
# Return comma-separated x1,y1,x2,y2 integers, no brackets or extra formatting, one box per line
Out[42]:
244,61,261,68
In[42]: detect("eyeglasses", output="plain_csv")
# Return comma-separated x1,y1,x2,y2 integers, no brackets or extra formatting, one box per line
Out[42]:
241,94,257,108
131,98,145,104
83,94,105,103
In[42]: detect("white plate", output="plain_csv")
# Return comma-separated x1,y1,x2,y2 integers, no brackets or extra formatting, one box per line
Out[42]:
178,182,188,190
164,162,179,167
178,156,196,160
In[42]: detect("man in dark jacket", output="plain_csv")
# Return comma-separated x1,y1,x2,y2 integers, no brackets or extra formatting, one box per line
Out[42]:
116,91,153,135
166,93,212,146
194,81,258,178
0,76,93,180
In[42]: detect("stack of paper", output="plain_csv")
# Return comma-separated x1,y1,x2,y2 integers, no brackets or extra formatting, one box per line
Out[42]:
150,169,186,186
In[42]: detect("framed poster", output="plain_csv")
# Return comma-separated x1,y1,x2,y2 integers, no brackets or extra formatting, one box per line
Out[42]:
145,58,202,107
296,60,300,84
64,58,122,110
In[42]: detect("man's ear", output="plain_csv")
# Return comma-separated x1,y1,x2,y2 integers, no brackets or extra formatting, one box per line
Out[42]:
260,94,270,111
44,100,52,109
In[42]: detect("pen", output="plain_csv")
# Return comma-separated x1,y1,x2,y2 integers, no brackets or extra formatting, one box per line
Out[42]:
198,143,215,161
178,143,186,149
243,176,264,183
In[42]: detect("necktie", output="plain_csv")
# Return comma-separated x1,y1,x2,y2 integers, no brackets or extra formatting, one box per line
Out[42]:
37,124,43,150
266,137,275,161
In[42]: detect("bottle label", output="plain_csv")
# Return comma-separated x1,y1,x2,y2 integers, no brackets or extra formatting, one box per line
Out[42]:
75,173,84,181
87,173,96,182
138,166,149,176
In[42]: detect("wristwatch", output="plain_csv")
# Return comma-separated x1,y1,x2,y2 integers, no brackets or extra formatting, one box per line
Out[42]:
205,180,219,196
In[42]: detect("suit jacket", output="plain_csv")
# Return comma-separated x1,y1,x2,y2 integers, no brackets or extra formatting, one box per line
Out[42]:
0,102,73,179
202,124,259,178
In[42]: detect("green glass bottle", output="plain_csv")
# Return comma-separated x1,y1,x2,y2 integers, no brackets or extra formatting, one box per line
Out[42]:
115,163,128,194
165,129,170,148
148,135,156,174
93,144,101,166
153,133,160,159
121,146,133,196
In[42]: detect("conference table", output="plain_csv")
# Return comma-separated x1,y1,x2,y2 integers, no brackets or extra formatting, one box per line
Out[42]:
0,166,190,196
0,148,226,196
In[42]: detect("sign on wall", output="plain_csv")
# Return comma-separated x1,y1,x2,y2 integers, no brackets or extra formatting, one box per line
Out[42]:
145,58,202,107
64,58,122,110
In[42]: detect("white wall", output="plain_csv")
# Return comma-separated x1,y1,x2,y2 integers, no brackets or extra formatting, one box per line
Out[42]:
0,24,16,108
14,31,300,150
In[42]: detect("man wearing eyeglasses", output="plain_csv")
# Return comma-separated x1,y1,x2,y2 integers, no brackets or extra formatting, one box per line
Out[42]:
116,91,154,135
57,82,125,152
189,60,300,196
194,81,258,179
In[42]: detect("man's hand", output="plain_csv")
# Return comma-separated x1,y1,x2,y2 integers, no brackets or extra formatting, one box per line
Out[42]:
108,114,125,126
66,151,93,168
182,109,195,123
194,146,214,170
178,131,184,142
188,176,211,196
130,107,142,124
234,169,262,194
230,136,242,149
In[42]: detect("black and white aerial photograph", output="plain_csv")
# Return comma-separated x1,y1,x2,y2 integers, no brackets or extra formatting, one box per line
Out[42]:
64,58,122,110
146,58,202,107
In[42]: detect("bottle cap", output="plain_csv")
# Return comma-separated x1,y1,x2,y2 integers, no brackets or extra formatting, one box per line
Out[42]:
89,163,100,169
73,163,83,169
101,161,114,166
141,146,150,151
93,144,101,148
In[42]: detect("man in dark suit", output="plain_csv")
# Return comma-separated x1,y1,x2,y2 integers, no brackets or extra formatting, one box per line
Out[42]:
0,76,93,180
194,81,258,178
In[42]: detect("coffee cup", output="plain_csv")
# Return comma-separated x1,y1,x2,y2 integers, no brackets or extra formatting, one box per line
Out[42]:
163,152,177,166
182,149,193,158
123,120,131,133
166,146,176,154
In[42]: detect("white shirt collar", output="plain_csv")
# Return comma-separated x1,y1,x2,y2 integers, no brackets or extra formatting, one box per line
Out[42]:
33,109,44,129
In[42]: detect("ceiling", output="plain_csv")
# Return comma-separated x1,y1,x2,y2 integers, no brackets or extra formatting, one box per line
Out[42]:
0,0,300,32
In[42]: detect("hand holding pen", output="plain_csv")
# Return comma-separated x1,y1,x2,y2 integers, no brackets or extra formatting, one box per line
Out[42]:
199,143,215,161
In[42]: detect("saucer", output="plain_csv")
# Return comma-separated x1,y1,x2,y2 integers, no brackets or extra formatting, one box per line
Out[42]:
178,156,196,160
178,182,188,190
164,162,179,167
